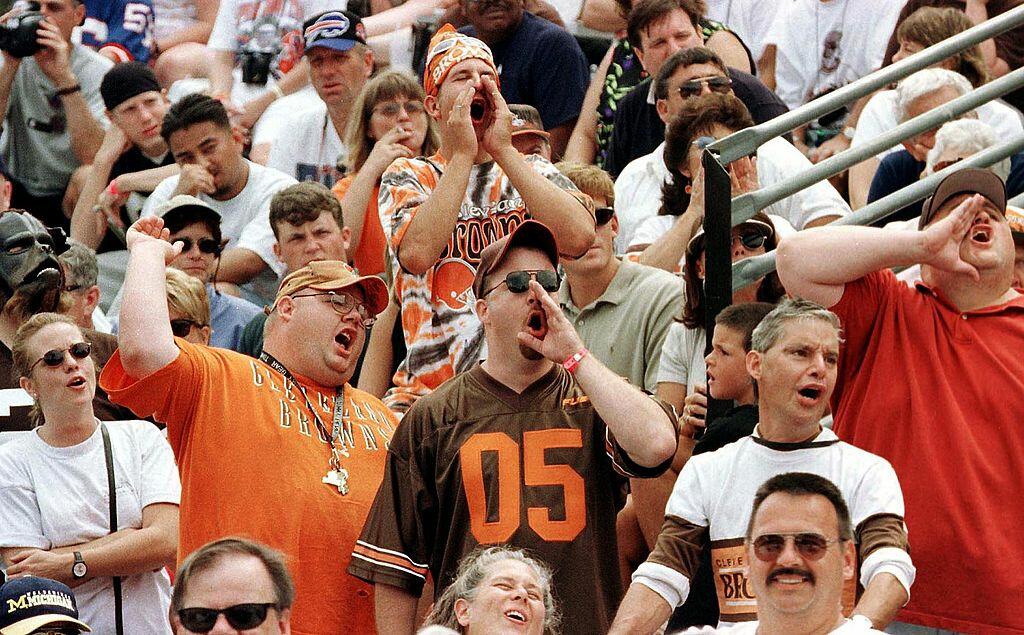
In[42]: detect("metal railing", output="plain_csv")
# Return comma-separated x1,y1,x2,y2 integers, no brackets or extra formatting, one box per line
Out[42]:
697,4,1024,423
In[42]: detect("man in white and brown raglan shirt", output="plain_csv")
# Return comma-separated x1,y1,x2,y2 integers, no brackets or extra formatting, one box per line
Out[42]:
376,24,595,414
610,299,915,634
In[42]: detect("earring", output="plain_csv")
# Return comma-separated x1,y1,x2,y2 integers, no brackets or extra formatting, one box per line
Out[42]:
684,184,692,194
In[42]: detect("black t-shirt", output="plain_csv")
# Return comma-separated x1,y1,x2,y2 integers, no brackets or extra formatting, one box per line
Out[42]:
606,70,789,178
97,146,175,253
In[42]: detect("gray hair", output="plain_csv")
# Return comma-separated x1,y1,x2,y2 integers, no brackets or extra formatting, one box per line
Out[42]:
423,546,560,634
57,239,98,290
750,298,842,353
896,68,974,122
923,119,1011,180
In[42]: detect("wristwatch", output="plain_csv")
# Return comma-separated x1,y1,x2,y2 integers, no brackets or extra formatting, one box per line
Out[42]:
72,551,87,579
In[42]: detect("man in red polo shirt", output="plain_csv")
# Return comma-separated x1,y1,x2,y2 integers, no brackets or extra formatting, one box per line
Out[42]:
776,168,1024,635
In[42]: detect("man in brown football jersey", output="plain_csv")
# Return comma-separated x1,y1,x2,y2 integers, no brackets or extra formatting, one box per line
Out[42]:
350,219,679,635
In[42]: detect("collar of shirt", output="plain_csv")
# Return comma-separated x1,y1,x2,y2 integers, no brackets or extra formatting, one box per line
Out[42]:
559,257,636,314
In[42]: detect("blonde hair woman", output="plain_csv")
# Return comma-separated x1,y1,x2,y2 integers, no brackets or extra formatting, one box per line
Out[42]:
165,267,212,345
333,70,440,277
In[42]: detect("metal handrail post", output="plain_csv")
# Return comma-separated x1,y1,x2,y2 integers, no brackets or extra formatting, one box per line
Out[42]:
730,68,1024,225
708,3,1024,163
702,149,733,430
730,137,1024,290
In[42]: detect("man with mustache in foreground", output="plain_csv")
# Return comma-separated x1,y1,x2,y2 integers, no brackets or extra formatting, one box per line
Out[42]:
610,299,915,634
351,220,678,634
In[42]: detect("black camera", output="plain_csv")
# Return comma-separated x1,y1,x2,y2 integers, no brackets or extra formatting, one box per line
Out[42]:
0,1,44,59
239,25,281,85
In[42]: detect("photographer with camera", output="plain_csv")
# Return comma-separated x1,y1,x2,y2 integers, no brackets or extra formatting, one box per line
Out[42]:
0,0,111,229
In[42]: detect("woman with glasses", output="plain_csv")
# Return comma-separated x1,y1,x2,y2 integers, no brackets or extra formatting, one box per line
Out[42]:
333,70,440,278
0,313,180,635
165,267,212,345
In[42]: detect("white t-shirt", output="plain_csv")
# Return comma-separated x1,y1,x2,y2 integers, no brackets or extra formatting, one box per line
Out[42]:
852,89,1024,160
0,421,180,635
704,0,779,61
153,0,198,42
265,99,349,187
765,0,901,110
617,138,848,254
657,322,706,395
680,617,885,633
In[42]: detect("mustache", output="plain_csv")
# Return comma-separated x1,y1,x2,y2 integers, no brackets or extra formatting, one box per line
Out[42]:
476,0,512,9
767,567,815,585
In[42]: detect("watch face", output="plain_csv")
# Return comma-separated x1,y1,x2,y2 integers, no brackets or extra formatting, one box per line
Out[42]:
73,561,87,578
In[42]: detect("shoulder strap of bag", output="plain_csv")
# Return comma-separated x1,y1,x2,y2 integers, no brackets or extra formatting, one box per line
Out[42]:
100,423,125,635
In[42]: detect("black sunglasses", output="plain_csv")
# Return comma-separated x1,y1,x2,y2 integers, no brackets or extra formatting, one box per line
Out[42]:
175,237,221,255
595,207,614,226
170,319,203,338
177,603,277,632
677,75,733,99
752,532,842,562
29,342,92,373
483,269,560,297
735,231,768,251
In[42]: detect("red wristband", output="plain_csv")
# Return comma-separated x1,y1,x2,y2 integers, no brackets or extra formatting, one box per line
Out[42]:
106,180,121,197
562,349,588,374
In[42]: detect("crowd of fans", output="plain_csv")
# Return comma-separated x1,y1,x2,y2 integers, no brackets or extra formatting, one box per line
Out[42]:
0,0,1022,634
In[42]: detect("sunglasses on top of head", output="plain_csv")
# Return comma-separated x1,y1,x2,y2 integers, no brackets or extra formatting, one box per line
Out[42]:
483,269,560,297
751,532,842,562
677,75,733,99
29,342,92,373
177,603,278,633
174,237,221,255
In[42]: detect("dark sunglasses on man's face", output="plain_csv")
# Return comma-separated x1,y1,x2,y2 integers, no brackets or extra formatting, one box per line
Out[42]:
177,603,277,632
677,75,733,99
595,207,615,226
175,237,221,255
29,342,92,373
484,269,560,297
170,319,203,338
751,532,841,562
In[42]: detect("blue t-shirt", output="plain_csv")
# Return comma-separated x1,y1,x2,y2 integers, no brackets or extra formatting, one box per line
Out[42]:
461,12,589,130
869,150,1024,224
82,0,155,63
207,286,263,353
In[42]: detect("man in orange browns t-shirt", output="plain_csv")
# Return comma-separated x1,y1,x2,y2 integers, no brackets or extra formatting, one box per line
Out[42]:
378,26,597,415
100,216,396,635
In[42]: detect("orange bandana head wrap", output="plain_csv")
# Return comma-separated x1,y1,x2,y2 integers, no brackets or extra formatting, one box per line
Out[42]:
424,24,499,97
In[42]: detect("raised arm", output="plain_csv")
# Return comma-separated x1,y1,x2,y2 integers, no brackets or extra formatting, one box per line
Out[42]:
70,126,128,249
776,194,982,307
482,78,595,257
340,127,414,255
520,281,677,467
119,217,183,378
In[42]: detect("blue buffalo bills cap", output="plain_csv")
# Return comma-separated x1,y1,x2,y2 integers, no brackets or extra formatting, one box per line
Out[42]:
0,577,91,635
302,10,367,54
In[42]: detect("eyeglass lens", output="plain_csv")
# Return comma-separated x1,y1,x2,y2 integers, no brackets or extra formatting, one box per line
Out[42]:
177,603,273,632
752,533,833,561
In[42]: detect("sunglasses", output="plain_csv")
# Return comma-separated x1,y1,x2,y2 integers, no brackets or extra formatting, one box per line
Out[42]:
373,101,425,117
292,291,376,327
595,207,614,226
30,629,82,635
483,269,560,297
174,237,221,255
734,231,768,251
170,319,204,338
29,342,92,373
177,603,277,632
677,75,733,99
752,532,842,562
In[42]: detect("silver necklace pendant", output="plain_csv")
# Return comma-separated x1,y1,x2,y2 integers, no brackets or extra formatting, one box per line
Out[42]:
323,468,350,495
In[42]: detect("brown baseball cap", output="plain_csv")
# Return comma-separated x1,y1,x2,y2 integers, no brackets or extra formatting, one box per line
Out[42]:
1007,205,1024,246
471,220,559,299
273,260,389,316
686,211,776,255
509,104,550,141
918,168,1007,229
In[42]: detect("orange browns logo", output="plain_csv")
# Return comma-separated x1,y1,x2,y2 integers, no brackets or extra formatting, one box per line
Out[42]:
432,259,476,310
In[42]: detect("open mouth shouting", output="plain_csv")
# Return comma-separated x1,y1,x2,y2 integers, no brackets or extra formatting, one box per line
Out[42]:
66,375,88,390
525,307,548,340
795,383,826,408
968,224,992,246
334,326,358,356
504,608,528,625
470,93,491,125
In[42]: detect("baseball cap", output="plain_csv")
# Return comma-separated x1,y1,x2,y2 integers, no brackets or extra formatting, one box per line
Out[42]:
0,576,91,635
100,61,161,111
471,220,559,299
1007,205,1024,246
687,211,776,255
273,259,388,317
509,105,550,141
918,168,1007,229
302,10,367,54
154,195,222,226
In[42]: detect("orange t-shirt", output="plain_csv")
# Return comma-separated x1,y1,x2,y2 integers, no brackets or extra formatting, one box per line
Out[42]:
99,340,397,635
332,175,388,277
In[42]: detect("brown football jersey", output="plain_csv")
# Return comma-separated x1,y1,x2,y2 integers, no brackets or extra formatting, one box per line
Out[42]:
350,363,675,634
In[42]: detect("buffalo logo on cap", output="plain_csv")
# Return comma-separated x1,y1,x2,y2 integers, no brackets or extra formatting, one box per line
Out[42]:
305,12,350,43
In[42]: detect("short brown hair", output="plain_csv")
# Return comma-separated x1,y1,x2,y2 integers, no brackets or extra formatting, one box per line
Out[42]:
627,0,706,51
269,182,344,240
653,47,727,101
171,538,295,613
555,162,614,204
897,6,988,87
715,302,775,352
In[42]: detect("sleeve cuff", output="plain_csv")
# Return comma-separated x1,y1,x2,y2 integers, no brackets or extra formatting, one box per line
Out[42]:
860,546,915,601
632,561,691,609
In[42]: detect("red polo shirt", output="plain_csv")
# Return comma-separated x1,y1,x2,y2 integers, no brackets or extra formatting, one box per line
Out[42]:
829,270,1024,634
